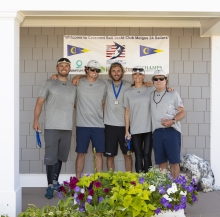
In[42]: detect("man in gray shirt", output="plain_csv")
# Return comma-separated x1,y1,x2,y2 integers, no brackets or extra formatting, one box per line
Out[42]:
73,62,133,172
33,58,76,199
75,60,107,178
150,70,185,179
103,62,132,172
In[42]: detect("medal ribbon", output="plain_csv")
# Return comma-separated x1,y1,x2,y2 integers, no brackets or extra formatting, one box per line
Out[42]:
36,131,42,148
126,136,131,151
112,81,123,100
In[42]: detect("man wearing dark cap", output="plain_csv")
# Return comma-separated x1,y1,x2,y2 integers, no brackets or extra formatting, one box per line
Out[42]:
33,58,76,199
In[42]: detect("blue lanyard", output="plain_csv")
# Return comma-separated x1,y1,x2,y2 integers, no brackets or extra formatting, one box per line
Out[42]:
112,81,123,100
36,131,42,148
126,137,131,151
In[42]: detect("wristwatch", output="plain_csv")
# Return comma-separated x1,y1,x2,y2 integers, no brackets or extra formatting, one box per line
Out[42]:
172,118,177,124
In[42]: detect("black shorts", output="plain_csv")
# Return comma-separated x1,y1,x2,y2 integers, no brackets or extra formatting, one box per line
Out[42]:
104,125,128,157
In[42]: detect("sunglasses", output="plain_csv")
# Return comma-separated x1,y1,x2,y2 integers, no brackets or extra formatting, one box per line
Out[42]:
133,68,144,72
153,77,166,81
89,67,101,73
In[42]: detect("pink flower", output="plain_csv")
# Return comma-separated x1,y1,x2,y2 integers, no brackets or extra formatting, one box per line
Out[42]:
88,189,94,196
78,193,85,200
130,181,136,186
103,188,110,193
94,181,101,188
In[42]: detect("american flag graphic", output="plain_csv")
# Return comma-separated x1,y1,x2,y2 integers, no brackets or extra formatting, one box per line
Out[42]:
106,44,126,58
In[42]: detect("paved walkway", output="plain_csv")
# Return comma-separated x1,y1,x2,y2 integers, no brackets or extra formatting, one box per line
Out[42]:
22,188,220,217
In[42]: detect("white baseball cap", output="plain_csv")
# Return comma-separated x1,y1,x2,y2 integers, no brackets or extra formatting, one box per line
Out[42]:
132,66,145,75
153,70,167,77
86,60,101,69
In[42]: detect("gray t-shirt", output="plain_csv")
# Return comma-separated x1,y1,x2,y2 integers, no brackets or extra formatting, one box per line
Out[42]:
104,79,131,126
76,77,107,128
150,89,184,133
123,85,154,134
38,79,77,130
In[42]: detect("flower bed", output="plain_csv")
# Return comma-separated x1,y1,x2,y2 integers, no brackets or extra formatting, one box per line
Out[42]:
57,167,198,217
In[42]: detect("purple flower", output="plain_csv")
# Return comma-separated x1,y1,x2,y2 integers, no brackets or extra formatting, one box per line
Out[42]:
58,192,63,199
87,198,92,203
166,184,171,189
139,177,145,184
158,186,165,194
73,193,78,199
74,186,80,192
75,198,80,204
167,173,173,180
167,203,172,209
181,196,187,204
179,203,186,209
155,208,161,214
98,197,104,203
174,205,180,211
160,198,167,205
88,181,94,190
79,207,85,212
186,185,193,193
192,193,197,202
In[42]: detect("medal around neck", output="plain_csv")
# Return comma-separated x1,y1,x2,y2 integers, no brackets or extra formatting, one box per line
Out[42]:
112,81,123,105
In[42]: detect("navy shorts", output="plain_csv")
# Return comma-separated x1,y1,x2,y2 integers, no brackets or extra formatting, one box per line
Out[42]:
76,127,105,153
153,127,181,164
104,124,128,157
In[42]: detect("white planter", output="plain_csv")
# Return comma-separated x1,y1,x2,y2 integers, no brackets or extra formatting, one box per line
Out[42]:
154,209,185,217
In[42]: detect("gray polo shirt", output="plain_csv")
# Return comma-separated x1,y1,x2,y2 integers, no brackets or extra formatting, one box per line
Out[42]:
123,86,154,134
104,79,131,126
38,79,77,130
150,89,184,133
76,77,107,128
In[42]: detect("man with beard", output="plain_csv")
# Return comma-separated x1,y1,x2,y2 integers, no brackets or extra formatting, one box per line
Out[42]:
33,58,76,199
72,62,132,172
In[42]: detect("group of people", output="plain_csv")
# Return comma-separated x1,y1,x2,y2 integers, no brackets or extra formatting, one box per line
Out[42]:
33,57,185,199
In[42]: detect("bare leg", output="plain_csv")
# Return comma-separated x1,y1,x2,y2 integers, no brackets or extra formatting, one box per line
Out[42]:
159,162,168,171
95,153,103,172
124,154,132,172
170,163,180,179
75,153,86,179
107,156,115,171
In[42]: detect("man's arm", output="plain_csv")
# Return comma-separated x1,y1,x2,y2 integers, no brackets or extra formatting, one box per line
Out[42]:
72,75,87,85
33,97,45,131
125,107,130,138
161,106,185,128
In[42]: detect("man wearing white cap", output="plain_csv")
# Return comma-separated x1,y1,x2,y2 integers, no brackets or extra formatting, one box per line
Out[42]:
33,58,77,199
151,70,185,179
75,60,107,178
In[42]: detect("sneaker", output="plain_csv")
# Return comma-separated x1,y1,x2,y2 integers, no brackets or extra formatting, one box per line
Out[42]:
45,186,54,199
53,182,60,192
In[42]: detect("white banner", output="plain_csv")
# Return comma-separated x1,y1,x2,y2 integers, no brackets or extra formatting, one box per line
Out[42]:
63,35,169,74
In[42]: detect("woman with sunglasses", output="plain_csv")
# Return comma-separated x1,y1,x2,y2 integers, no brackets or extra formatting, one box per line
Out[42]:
124,66,154,173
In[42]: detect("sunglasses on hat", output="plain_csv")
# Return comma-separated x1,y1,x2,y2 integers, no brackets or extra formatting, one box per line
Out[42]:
89,67,101,73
